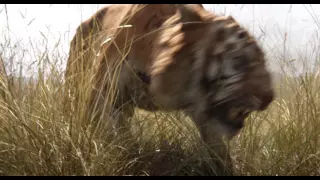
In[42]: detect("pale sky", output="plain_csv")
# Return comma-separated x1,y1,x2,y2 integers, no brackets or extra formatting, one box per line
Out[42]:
1,4,320,76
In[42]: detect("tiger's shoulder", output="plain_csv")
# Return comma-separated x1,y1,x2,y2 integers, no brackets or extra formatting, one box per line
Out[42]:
66,4,207,74
68,4,206,55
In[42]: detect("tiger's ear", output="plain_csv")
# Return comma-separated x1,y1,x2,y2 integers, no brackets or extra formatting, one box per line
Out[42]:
175,4,203,23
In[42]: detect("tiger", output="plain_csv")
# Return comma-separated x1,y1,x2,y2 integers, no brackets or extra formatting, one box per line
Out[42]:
64,4,274,175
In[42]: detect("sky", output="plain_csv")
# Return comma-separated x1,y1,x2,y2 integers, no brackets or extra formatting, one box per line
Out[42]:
1,4,320,76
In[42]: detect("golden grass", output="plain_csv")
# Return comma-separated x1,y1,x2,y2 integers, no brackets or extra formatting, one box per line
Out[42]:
1,4,320,176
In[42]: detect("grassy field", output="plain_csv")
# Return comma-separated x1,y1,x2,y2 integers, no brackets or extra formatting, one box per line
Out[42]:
0,5,320,176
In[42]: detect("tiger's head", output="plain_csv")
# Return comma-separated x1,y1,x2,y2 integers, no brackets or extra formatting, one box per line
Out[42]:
149,5,274,139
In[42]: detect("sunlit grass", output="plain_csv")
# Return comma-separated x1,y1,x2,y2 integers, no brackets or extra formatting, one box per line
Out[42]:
0,4,320,176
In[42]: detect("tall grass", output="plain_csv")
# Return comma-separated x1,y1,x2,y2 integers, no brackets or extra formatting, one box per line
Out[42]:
0,4,320,176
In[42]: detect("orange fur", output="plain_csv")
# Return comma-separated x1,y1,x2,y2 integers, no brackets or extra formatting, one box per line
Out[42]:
65,4,274,175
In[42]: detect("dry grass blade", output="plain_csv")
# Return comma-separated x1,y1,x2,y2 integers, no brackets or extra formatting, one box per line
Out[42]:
0,4,320,176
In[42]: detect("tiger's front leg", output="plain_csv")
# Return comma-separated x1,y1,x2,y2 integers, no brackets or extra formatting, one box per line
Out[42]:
109,70,155,139
186,110,234,176
196,121,234,176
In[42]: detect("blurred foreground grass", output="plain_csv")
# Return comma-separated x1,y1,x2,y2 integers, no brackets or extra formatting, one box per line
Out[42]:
1,42,320,176
0,4,320,176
